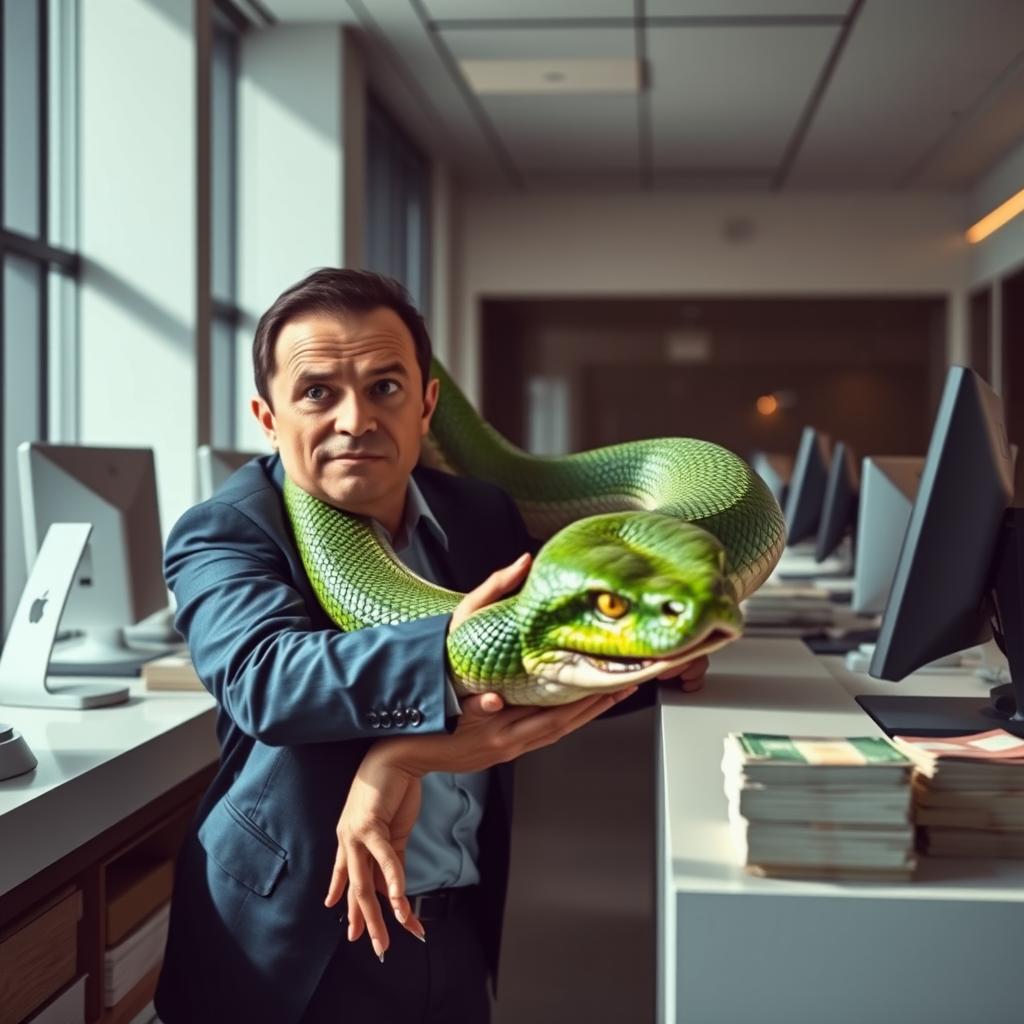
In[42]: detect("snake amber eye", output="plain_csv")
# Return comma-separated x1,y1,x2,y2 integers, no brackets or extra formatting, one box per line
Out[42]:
594,592,630,619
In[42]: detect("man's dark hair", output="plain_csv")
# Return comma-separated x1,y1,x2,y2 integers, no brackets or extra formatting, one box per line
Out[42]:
252,268,433,406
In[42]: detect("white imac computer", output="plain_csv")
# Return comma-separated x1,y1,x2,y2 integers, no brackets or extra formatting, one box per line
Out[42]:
18,443,172,676
197,445,261,501
851,456,924,616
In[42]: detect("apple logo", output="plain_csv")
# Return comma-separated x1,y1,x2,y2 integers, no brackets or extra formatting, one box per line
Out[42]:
29,591,49,624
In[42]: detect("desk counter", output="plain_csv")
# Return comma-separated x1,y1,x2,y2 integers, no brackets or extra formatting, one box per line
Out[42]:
658,636,1024,1024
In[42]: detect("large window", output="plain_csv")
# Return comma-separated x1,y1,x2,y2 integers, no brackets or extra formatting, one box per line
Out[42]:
1,0,79,634
210,6,242,447
365,97,431,312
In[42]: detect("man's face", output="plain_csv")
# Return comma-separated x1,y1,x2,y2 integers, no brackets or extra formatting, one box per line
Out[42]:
252,307,438,526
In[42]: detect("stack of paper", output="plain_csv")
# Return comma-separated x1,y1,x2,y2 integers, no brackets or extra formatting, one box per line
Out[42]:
723,732,916,880
892,729,1024,858
103,903,170,1007
741,585,835,629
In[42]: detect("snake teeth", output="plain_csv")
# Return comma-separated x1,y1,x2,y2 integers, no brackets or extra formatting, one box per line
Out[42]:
584,656,654,673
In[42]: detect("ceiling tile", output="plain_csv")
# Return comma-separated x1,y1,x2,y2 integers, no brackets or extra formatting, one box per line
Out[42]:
441,26,635,61
425,0,632,19
477,93,639,172
646,0,849,16
789,0,1024,187
647,26,838,168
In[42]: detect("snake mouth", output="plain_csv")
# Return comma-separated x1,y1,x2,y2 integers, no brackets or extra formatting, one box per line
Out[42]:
534,622,742,691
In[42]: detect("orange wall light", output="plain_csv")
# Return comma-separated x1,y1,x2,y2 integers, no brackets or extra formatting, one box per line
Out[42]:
966,187,1024,244
756,394,779,416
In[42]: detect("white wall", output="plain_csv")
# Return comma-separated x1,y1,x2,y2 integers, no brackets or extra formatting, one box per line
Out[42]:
234,24,367,450
454,191,971,406
78,0,196,535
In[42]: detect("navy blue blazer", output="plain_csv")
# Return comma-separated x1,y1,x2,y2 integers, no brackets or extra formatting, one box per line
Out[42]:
154,454,653,1024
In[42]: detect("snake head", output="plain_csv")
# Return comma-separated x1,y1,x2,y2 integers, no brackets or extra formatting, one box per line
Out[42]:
516,512,742,698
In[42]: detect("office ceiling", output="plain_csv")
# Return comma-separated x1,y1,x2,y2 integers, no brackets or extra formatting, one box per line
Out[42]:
261,0,1024,191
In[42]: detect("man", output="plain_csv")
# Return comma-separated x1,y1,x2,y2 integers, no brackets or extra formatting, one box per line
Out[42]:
154,269,707,1024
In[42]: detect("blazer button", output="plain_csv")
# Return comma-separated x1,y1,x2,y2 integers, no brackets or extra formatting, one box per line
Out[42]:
392,708,407,727
407,708,423,727
379,710,393,729
367,711,380,729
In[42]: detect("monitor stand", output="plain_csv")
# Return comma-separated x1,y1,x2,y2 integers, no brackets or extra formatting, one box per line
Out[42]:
858,507,1024,739
0,523,130,709
49,626,168,677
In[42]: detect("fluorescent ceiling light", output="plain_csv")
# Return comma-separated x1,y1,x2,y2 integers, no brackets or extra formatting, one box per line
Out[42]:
460,58,641,95
966,187,1024,244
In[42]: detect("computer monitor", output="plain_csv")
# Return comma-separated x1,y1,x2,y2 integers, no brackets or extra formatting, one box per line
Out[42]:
815,441,859,563
750,452,793,507
197,445,262,501
18,443,170,675
861,367,1022,737
851,456,923,616
783,427,832,545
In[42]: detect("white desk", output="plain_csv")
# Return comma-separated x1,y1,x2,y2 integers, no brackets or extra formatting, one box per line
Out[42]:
657,637,1024,1024
0,679,217,899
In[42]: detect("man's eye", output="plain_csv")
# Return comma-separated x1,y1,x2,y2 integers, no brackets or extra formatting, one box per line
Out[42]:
373,379,401,397
304,385,328,401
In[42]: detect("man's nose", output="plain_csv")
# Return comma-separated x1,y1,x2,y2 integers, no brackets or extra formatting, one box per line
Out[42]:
332,393,376,436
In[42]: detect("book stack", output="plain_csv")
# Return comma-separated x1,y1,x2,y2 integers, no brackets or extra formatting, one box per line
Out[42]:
142,652,203,691
723,732,917,880
892,729,1024,858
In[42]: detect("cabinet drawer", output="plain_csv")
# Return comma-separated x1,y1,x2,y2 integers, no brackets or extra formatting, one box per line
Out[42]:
0,889,82,1024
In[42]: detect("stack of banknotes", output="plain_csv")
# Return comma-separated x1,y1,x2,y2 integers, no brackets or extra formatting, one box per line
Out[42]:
722,732,917,880
892,729,1024,858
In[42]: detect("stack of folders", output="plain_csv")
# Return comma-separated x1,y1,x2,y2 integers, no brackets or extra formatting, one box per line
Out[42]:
893,729,1024,858
103,903,170,1007
722,733,917,880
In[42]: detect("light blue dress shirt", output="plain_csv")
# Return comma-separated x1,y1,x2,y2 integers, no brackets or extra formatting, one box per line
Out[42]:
372,476,490,895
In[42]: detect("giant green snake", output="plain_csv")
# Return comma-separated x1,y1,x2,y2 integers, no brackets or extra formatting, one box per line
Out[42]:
285,359,786,705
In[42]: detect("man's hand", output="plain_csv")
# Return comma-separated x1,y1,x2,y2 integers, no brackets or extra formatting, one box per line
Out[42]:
449,550,532,633
323,753,425,960
657,654,710,693
325,687,637,960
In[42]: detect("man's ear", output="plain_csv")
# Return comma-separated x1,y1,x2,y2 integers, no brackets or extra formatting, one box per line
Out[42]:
420,377,440,436
251,395,279,449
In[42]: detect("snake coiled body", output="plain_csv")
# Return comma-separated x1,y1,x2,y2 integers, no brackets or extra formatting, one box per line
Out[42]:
285,359,785,705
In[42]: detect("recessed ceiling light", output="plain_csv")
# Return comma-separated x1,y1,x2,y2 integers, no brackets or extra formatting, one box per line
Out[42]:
459,58,641,96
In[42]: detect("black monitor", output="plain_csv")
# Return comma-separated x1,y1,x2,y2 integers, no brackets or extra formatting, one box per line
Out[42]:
815,441,859,563
783,427,832,545
861,366,1022,737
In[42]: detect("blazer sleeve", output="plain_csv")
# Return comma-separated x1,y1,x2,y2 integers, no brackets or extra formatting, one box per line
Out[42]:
164,497,454,747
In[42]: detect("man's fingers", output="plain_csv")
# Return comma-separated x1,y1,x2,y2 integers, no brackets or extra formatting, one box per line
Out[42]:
681,656,709,681
453,553,532,627
346,890,365,942
324,848,348,909
460,692,507,717
348,849,389,961
363,832,410,920
502,687,636,751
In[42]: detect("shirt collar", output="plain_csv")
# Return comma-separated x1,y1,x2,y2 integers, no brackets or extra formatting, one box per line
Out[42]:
383,474,450,552
271,457,447,552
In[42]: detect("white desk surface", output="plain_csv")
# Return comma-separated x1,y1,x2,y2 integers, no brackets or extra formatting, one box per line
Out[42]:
658,636,1023,1024
0,680,217,899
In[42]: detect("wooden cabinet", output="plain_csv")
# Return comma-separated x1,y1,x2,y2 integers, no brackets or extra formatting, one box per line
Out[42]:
0,764,215,1024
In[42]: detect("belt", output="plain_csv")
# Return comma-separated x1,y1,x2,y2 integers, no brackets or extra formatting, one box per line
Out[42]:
410,885,480,922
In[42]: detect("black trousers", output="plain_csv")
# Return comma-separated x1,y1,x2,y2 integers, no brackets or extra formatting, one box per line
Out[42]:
300,891,491,1024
